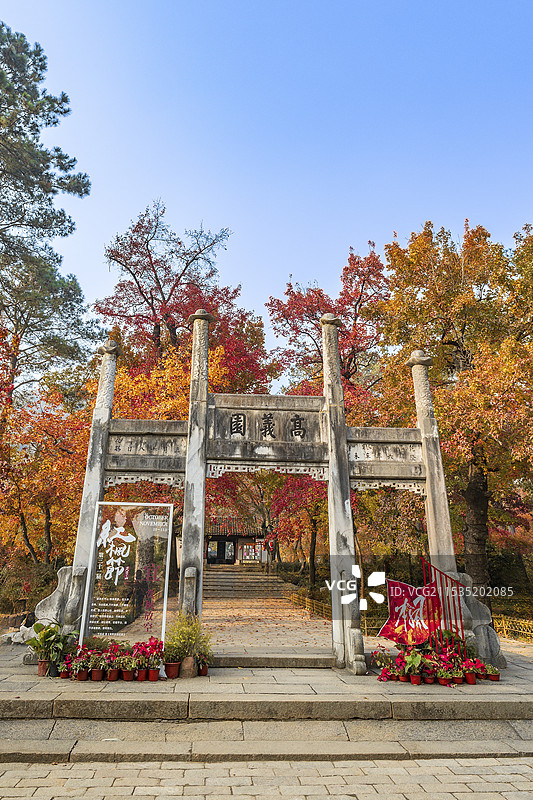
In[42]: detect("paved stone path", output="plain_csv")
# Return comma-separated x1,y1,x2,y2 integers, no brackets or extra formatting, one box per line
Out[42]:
1,756,533,799
96,593,334,658
202,598,333,654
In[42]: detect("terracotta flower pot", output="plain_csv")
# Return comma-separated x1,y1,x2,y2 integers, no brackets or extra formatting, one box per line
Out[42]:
438,677,449,685
476,673,486,680
398,675,409,682
37,660,50,677
423,676,435,684
106,669,119,681
464,672,476,685
137,669,147,682
389,674,398,681
122,669,134,681
60,671,69,679
410,674,422,685
453,676,464,684
165,662,181,680
488,673,500,681
148,668,160,682
198,664,208,677
91,669,104,681
76,669,89,681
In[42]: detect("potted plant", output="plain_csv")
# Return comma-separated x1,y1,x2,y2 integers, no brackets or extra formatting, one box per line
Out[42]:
404,650,423,685
394,651,409,681
436,667,452,686
58,654,73,679
71,650,90,681
117,652,136,680
26,623,63,677
451,668,464,684
196,653,210,676
163,640,182,680
88,651,105,681
102,644,120,681
165,613,212,678
462,658,477,685
132,641,148,681
387,665,399,681
473,658,487,679
485,664,500,681
421,654,437,684
146,637,164,681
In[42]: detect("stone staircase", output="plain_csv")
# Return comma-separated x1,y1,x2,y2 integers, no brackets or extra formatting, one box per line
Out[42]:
202,564,289,600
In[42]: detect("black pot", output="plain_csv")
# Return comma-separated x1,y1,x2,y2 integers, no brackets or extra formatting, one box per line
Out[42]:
48,661,59,678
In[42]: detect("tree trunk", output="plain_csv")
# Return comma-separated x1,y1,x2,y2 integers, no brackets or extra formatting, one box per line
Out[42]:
463,460,491,609
152,322,162,357
43,504,52,564
19,509,39,564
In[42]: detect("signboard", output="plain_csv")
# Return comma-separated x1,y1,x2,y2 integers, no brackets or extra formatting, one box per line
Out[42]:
378,579,441,646
80,502,173,642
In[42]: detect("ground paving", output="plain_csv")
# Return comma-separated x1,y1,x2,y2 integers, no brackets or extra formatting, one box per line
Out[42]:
0,756,532,799
2,601,533,793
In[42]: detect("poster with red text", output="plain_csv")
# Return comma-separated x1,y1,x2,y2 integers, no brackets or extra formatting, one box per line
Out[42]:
378,579,441,646
80,502,173,643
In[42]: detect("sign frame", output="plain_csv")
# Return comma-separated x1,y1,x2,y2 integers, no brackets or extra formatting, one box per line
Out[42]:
79,501,174,644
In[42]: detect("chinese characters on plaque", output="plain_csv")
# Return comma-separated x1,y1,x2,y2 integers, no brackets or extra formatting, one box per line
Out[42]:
229,412,308,441
82,502,173,641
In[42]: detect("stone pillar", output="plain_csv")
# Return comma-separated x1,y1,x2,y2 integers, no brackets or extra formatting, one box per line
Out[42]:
407,350,457,574
179,309,214,617
321,314,366,674
63,339,121,630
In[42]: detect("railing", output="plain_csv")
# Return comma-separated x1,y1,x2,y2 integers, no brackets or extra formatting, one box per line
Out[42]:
288,589,533,643
287,592,388,635
288,592,331,619
493,615,533,643
421,556,465,654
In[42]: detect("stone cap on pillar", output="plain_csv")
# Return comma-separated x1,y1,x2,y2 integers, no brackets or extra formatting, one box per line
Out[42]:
406,349,433,368
320,313,342,327
97,339,122,357
187,309,215,326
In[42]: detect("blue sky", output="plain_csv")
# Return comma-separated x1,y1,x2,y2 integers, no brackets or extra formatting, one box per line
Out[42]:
3,1,533,348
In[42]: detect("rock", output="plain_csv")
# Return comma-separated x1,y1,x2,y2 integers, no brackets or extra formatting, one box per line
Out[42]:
179,656,198,679
12,625,35,644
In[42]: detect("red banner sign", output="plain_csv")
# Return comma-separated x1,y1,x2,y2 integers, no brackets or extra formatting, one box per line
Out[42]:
378,579,441,646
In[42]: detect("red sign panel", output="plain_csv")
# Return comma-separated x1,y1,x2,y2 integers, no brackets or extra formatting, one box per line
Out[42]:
378,579,441,646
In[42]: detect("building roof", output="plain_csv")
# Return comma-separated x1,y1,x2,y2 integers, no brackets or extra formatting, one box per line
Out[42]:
207,516,262,536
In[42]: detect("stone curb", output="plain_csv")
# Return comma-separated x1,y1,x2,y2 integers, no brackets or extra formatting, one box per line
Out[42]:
2,739,533,763
188,694,391,720
0,740,75,762
211,655,337,668
2,693,533,721
52,694,189,721
392,698,533,720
